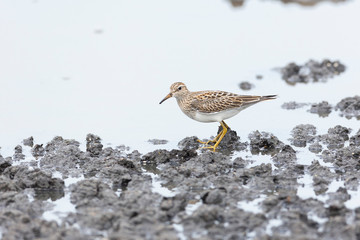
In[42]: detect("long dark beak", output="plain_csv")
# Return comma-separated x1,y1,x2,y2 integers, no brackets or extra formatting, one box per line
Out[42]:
159,93,172,104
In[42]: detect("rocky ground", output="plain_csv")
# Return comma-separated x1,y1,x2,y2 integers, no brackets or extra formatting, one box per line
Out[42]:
0,123,359,239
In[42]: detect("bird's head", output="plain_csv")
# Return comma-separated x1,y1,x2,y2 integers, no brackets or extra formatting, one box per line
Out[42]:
159,82,188,104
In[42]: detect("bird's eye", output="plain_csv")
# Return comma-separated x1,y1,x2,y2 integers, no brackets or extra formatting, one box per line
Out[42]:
178,86,182,90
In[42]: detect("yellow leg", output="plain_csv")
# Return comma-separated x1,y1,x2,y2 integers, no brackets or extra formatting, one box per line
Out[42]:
197,129,223,145
200,121,228,152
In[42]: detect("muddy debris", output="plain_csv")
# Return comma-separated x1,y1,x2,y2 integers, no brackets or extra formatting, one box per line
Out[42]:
32,144,45,158
148,139,169,145
1,129,360,239
309,101,332,117
86,133,103,156
13,145,25,161
239,81,254,90
22,136,34,147
319,125,351,149
279,59,345,85
281,101,308,110
335,95,360,120
289,124,317,147
249,130,284,155
178,136,200,150
197,126,247,154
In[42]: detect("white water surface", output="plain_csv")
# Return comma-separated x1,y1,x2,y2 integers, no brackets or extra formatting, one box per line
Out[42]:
0,0,359,157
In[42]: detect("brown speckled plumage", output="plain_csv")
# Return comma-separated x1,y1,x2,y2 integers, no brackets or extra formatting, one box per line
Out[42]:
161,82,276,115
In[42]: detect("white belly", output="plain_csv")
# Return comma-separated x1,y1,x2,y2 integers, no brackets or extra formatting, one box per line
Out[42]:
191,108,242,123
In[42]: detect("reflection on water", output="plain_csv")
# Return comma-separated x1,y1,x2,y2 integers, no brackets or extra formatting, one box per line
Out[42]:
34,189,65,201
229,0,348,7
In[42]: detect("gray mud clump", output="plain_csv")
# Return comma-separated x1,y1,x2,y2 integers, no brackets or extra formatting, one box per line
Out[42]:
289,124,317,147
249,130,284,155
309,101,332,117
281,101,308,110
22,136,34,147
148,139,169,145
335,96,360,119
1,129,360,239
239,81,254,90
280,59,345,85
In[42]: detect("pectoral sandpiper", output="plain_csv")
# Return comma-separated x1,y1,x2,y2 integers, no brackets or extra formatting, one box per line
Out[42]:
159,82,276,152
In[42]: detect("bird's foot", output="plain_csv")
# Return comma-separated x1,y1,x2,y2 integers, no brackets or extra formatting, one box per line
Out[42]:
197,139,216,145
199,145,217,152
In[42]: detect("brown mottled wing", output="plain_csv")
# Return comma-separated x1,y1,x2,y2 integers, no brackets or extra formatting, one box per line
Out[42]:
190,91,263,113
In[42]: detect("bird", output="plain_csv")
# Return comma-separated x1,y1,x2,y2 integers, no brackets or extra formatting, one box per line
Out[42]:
159,82,276,152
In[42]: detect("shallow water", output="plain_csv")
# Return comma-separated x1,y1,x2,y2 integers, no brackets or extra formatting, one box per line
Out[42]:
1,0,360,156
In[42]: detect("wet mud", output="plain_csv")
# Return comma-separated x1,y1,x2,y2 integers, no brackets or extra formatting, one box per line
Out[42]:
282,96,360,120
279,59,345,85
0,125,359,239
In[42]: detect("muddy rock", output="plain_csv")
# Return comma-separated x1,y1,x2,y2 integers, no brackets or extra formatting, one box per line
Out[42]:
320,125,351,149
309,101,332,117
280,59,346,85
239,81,254,90
0,156,12,174
281,101,308,110
40,136,84,178
148,139,169,145
22,136,34,147
142,148,197,166
290,124,317,147
31,144,45,158
272,145,297,169
70,179,119,208
335,96,360,119
350,129,360,146
0,190,84,240
178,136,200,150
308,142,323,153
326,187,351,206
201,188,227,205
2,165,64,195
308,160,336,194
249,131,284,155
86,133,103,156
13,145,25,161
198,127,247,153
